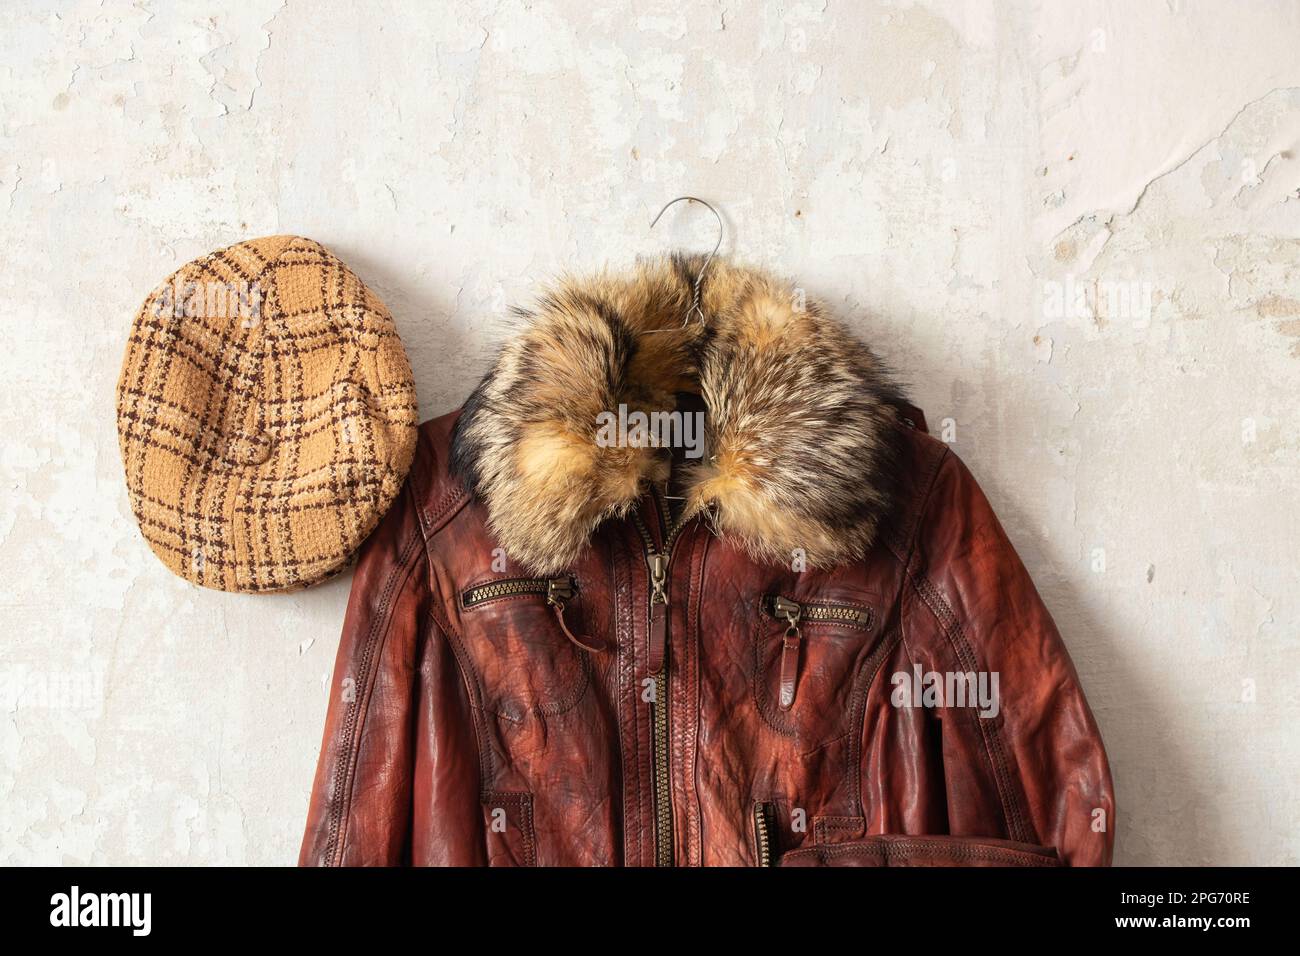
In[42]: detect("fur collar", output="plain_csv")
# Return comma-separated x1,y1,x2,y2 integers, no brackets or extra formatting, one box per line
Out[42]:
451,255,909,573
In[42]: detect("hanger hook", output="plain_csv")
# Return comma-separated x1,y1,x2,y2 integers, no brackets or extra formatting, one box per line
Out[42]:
649,196,723,329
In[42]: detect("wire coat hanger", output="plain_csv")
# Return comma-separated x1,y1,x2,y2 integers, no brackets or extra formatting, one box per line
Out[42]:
645,196,723,333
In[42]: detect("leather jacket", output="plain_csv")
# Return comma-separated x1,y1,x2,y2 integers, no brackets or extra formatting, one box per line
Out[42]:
299,258,1115,867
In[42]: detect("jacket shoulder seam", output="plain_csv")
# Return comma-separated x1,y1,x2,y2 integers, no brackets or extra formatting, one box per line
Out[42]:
886,438,949,567
411,421,472,541
888,440,947,663
420,483,471,541
901,447,1034,844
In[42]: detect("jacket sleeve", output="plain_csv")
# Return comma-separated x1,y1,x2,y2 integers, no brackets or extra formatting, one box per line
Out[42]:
299,481,431,866
903,448,1116,866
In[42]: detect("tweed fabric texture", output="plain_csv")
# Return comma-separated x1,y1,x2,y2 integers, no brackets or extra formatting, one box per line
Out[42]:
116,235,419,593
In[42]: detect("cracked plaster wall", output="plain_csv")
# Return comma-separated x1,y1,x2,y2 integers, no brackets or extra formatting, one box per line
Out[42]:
1,0,1297,865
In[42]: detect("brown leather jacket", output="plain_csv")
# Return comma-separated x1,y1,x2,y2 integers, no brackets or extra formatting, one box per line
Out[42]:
300,258,1115,867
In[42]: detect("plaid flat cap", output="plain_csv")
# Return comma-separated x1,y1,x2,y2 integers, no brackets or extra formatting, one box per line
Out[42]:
116,235,419,593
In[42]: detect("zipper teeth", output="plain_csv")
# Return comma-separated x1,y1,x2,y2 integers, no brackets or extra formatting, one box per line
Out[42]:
765,596,870,627
631,498,691,555
653,698,673,866
805,605,867,623
462,577,551,606
630,508,657,553
754,803,772,867
662,513,690,553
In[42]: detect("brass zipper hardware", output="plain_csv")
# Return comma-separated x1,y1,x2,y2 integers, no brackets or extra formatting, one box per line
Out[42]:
647,552,669,673
762,595,871,627
461,576,606,652
546,577,575,606
753,801,775,867
463,576,565,607
762,596,871,709
770,596,803,624
631,492,690,867
772,597,803,711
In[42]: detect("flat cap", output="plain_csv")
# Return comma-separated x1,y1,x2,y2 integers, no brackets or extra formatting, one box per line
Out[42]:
116,235,419,592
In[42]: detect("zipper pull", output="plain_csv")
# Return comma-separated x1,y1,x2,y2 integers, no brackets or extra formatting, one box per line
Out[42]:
647,553,668,673
774,597,802,710
547,577,607,653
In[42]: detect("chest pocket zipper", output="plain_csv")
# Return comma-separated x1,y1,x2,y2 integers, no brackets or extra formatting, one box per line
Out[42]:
462,576,608,653
762,596,872,709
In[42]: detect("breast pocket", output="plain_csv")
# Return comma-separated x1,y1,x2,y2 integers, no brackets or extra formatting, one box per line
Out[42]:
458,575,594,722
754,592,877,747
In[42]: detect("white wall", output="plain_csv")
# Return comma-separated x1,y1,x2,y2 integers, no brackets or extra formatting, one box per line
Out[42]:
2,0,1297,865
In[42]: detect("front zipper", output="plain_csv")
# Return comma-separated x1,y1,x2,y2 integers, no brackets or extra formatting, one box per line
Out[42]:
631,491,690,868
462,576,606,652
762,596,871,710
753,801,775,867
